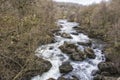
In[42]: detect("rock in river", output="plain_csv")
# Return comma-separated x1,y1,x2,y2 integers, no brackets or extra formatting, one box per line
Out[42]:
77,40,92,46
93,75,105,80
98,62,118,75
48,78,56,80
57,76,66,80
71,50,86,61
84,47,96,59
59,42,77,54
61,33,72,39
59,62,73,73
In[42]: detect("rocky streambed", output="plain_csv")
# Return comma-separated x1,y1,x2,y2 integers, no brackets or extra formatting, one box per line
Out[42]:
31,20,118,80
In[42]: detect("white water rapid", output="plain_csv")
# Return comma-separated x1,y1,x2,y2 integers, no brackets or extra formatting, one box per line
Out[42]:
32,19,105,80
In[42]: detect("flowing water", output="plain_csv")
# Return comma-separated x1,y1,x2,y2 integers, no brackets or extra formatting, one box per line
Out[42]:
32,20,105,80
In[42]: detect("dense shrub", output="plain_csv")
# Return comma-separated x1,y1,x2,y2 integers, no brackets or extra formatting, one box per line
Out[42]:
0,0,56,79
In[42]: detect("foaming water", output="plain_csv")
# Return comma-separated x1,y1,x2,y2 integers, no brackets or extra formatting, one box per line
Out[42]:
32,19,105,80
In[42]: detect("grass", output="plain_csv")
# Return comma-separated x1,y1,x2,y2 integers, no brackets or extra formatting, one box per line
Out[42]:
0,0,57,79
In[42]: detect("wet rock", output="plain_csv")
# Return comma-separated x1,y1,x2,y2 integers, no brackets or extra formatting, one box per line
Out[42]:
71,32,79,35
59,62,73,73
118,77,120,80
77,40,92,46
59,21,65,24
57,76,66,80
48,78,56,80
104,76,119,80
59,42,87,61
57,25,63,28
71,76,79,80
49,46,54,50
93,75,105,80
84,48,96,59
91,70,100,76
71,51,86,61
61,33,72,39
101,71,111,76
98,62,118,75
73,26,79,29
55,32,61,36
94,75,119,80
59,42,77,54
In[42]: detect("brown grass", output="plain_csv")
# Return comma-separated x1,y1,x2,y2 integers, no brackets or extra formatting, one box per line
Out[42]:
0,0,57,80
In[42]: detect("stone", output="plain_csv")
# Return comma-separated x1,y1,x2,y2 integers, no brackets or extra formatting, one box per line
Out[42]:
71,32,79,35
57,76,66,80
49,46,54,50
93,75,105,80
77,40,92,46
61,33,72,39
59,42,77,54
73,26,79,29
71,51,86,61
84,48,96,59
59,62,73,73
48,78,56,80
55,32,61,36
71,76,79,80
101,71,111,76
98,62,118,75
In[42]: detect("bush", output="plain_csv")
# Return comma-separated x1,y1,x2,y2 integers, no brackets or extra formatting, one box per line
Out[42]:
0,0,56,79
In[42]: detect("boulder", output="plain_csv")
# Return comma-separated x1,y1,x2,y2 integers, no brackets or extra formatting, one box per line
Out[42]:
84,48,96,59
55,32,61,36
77,40,92,46
93,75,105,80
71,51,86,61
49,46,54,50
59,42,87,61
94,76,119,80
98,62,118,75
71,32,79,35
104,76,119,80
91,70,100,76
71,76,79,80
48,78,56,80
57,76,66,80
73,26,79,29
61,33,72,39
59,42,77,54
59,62,73,73
101,71,111,76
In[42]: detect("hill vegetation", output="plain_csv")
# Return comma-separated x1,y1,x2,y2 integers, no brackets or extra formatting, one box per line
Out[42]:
0,0,56,79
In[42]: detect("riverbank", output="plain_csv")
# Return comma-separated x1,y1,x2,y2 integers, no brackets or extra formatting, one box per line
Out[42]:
0,0,56,79
0,15,57,80
73,23,120,80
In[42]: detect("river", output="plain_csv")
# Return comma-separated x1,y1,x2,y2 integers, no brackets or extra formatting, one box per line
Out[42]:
32,19,105,80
